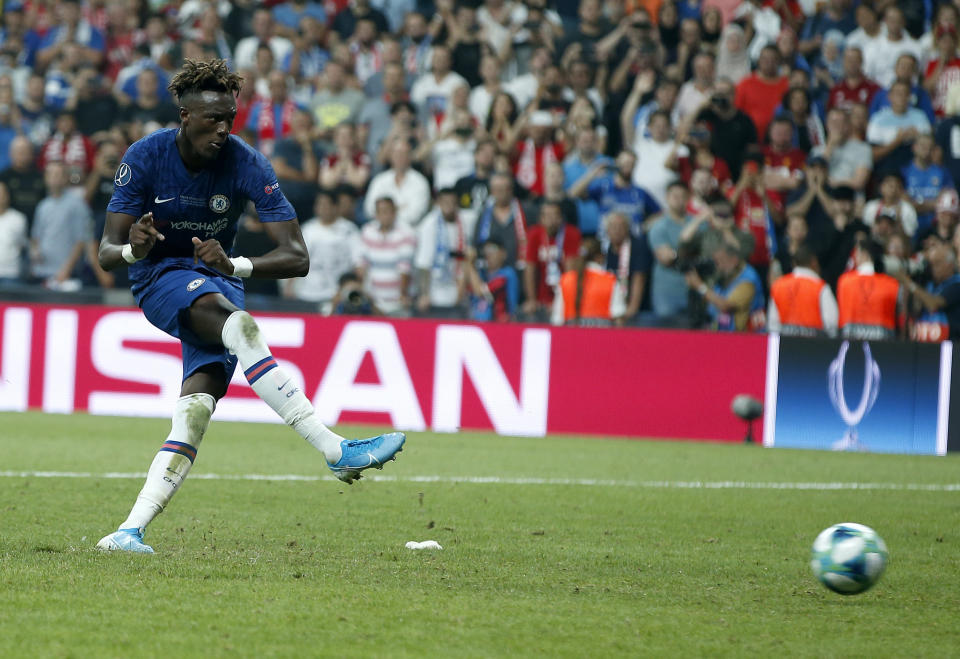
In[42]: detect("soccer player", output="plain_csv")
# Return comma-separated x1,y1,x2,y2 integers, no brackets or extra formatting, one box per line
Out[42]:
94,60,405,554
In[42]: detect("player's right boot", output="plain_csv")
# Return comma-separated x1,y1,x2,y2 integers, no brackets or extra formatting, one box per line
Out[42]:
96,528,155,554
327,432,405,484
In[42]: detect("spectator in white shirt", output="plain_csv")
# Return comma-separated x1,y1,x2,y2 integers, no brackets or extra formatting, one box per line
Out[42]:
0,181,26,282
866,80,931,175
358,196,417,315
363,137,431,226
469,55,502,124
862,6,921,89
234,8,294,71
862,172,919,238
415,188,472,318
415,109,477,190
633,110,684,208
673,52,715,125
284,189,361,311
844,2,885,54
409,44,468,119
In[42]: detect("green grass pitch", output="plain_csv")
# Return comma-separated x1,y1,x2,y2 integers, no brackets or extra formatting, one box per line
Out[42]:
1,411,959,657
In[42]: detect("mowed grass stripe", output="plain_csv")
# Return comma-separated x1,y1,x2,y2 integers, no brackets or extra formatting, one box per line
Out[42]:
2,469,960,491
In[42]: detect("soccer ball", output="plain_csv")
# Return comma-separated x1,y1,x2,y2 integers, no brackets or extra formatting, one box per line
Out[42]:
810,523,888,595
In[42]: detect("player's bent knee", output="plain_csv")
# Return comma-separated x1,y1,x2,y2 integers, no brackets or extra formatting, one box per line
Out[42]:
181,365,231,400
221,310,267,353
188,293,239,343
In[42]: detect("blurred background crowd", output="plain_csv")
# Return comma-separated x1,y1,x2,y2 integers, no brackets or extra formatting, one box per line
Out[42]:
2,0,960,339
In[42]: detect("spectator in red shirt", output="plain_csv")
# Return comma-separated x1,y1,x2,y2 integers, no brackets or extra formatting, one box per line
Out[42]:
763,116,806,220
924,26,960,118
827,47,879,111
522,200,581,321
246,70,301,157
734,45,789,142
730,153,775,281
514,111,565,198
671,121,733,193
38,111,95,186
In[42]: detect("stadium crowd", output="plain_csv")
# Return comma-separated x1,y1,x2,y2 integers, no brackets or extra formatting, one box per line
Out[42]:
2,0,960,339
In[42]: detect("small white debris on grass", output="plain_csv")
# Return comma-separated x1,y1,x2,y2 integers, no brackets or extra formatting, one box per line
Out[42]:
405,540,442,550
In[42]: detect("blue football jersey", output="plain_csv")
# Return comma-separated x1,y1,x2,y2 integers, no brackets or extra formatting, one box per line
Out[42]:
107,128,295,296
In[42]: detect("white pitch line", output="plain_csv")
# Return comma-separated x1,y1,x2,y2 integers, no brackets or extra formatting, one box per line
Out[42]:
0,470,959,491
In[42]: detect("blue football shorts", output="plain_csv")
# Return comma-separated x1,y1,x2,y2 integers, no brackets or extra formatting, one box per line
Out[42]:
138,264,245,382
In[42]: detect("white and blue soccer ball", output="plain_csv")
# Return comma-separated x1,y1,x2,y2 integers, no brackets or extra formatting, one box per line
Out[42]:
810,523,888,595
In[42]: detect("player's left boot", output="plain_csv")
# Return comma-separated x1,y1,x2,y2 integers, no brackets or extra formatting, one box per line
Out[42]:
327,432,405,484
96,528,155,554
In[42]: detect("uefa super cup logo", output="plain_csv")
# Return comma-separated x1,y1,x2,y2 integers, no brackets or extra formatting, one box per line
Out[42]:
827,341,881,452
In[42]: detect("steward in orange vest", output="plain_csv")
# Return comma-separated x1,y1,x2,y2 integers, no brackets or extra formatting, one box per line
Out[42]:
768,245,838,337
837,239,901,340
552,237,626,326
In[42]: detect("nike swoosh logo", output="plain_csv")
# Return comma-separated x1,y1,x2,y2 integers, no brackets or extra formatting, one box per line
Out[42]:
277,379,290,391
154,196,176,204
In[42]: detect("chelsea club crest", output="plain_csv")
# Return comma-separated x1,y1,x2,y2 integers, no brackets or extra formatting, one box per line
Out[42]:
209,194,230,213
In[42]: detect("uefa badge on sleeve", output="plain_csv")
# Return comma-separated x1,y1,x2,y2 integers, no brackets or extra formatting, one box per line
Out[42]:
209,194,230,213
114,163,132,187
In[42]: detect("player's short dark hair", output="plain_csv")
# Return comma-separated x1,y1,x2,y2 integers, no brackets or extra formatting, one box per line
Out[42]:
881,171,904,186
791,244,817,269
339,272,360,287
649,109,671,125
436,187,457,197
831,185,855,201
390,100,416,116
706,191,732,208
667,180,688,193
759,44,780,59
168,58,243,103
375,196,396,209
316,188,336,202
540,200,563,214
333,183,357,199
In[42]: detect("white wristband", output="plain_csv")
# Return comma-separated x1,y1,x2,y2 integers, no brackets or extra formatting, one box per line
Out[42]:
229,256,253,278
121,243,141,264
697,283,708,296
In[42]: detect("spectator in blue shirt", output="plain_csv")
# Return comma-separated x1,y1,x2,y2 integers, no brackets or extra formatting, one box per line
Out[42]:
563,126,613,237
799,0,858,59
35,0,105,72
867,80,931,178
272,1,327,34
935,107,960,188
469,238,519,322
869,53,936,123
282,16,330,83
569,150,661,242
903,134,953,234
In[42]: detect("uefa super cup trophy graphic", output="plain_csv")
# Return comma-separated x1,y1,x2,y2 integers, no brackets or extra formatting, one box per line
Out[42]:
827,341,881,451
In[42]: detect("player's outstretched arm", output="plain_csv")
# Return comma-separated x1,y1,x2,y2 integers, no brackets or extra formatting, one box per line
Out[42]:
99,211,165,271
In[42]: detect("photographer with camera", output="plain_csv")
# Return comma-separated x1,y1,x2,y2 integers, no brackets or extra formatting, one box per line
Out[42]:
677,193,755,329
685,241,766,332
899,241,960,343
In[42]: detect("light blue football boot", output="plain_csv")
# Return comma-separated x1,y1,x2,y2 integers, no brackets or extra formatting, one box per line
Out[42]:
96,528,155,554
327,432,406,484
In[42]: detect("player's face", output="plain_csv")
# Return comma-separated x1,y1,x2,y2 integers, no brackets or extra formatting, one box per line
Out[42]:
182,91,237,162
